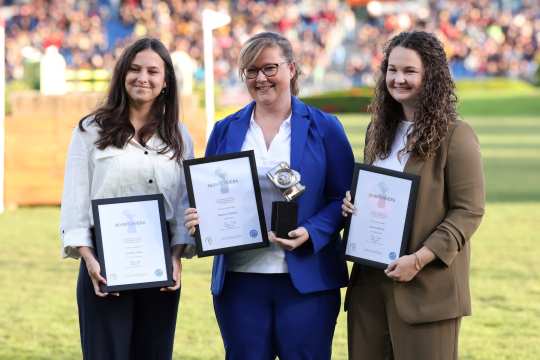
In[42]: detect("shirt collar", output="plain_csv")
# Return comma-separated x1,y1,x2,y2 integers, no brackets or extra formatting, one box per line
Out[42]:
128,133,162,150
250,109,292,130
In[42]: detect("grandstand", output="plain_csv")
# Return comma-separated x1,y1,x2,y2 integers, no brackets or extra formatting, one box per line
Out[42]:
2,0,540,97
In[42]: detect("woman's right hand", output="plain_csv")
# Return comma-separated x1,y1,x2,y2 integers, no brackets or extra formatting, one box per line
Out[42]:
184,208,199,236
341,190,355,217
78,246,115,298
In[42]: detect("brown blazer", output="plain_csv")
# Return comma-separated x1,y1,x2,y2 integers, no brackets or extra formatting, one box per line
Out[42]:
346,120,485,324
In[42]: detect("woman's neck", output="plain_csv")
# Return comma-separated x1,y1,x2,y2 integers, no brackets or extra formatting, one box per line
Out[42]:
253,96,292,149
254,96,292,126
402,104,416,123
129,102,152,135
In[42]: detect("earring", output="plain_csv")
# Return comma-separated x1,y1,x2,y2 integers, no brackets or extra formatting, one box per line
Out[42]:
161,88,166,94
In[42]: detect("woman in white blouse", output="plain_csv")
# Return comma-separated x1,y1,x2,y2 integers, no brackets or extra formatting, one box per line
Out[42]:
60,38,194,360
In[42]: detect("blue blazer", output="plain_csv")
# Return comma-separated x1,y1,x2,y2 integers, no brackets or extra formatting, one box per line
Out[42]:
206,97,355,295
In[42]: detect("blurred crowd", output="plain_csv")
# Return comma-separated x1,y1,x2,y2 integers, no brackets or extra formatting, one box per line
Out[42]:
4,0,346,89
345,0,540,86
3,0,540,91
5,0,111,81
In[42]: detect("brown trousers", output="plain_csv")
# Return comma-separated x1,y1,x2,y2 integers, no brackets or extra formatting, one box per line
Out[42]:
347,268,461,360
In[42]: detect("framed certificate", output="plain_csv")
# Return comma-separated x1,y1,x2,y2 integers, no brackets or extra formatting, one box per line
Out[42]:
343,163,420,269
91,194,174,292
183,150,269,257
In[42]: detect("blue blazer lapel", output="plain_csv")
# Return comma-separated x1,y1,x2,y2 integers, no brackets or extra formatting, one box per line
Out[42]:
225,101,255,152
290,97,310,171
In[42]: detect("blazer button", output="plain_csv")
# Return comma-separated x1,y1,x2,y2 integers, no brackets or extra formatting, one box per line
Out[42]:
144,151,149,155
148,179,153,184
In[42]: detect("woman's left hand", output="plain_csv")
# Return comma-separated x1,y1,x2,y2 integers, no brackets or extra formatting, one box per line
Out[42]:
384,255,419,282
269,227,310,251
161,255,182,292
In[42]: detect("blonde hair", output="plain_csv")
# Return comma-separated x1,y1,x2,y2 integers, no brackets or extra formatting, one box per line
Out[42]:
238,32,302,96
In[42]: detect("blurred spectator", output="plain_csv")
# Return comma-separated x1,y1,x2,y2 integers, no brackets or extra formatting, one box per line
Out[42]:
171,37,196,95
40,45,67,95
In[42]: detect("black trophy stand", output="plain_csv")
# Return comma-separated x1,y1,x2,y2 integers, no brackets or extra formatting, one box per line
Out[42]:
271,201,298,239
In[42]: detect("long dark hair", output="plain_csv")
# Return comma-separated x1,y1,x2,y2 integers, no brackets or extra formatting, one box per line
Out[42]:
365,31,458,163
79,37,184,161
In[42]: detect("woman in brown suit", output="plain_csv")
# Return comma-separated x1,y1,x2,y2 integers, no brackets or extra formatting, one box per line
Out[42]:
342,31,485,360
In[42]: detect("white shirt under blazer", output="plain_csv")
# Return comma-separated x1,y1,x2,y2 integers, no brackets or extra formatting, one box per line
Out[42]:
60,118,195,259
226,110,292,273
373,120,414,171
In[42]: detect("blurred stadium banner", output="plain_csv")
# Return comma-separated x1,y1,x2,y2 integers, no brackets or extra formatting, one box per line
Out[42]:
65,68,110,93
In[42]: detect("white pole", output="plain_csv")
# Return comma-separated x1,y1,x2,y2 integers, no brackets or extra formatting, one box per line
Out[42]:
0,23,5,213
202,22,214,142
202,9,231,142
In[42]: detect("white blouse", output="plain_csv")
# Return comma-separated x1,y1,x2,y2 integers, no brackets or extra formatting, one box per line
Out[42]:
373,120,414,172
60,119,195,259
226,110,292,273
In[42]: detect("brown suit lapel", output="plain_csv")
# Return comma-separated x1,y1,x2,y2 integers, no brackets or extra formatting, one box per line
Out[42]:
403,153,425,176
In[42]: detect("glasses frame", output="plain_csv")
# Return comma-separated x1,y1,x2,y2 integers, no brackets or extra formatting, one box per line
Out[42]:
243,62,290,80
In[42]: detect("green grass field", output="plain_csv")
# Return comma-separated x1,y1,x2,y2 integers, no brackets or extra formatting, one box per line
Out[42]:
0,89,539,359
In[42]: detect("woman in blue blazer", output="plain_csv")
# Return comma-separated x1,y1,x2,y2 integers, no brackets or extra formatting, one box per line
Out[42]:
185,32,354,359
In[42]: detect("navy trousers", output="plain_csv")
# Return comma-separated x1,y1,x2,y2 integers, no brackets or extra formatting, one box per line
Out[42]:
213,272,341,360
77,261,180,360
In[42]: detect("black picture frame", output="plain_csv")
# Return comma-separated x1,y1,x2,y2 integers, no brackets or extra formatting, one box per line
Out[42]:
342,163,420,269
91,194,174,292
183,150,269,257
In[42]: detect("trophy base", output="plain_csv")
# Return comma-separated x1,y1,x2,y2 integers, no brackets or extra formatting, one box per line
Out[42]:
271,201,297,239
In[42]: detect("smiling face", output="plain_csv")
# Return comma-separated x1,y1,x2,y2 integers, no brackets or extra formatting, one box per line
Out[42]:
124,49,166,106
245,46,295,106
386,46,424,110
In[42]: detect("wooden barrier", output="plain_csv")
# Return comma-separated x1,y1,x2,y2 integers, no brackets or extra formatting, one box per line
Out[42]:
5,92,206,207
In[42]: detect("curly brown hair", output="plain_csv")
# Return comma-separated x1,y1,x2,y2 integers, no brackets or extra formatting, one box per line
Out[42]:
365,31,458,164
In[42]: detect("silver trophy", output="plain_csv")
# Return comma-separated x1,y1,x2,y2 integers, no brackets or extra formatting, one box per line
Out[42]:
266,162,306,201
266,162,305,239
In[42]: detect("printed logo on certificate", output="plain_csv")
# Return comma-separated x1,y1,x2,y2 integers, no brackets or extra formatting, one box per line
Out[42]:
91,194,174,292
183,151,269,257
343,164,420,269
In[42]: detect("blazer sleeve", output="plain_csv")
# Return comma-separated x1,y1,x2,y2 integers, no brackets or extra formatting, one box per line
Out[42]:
423,121,485,266
301,115,355,253
60,127,93,259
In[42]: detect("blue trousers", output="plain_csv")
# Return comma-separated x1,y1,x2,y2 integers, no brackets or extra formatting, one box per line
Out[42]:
213,272,341,360
77,261,180,360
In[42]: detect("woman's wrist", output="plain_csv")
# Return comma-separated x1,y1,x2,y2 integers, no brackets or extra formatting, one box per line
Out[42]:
413,252,422,271
414,246,436,270
78,246,95,262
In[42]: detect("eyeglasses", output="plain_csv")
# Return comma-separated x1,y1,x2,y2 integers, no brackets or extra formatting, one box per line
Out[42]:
243,62,289,79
